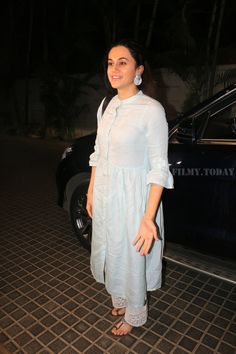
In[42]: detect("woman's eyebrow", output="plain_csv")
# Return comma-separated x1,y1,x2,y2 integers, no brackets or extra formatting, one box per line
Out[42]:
108,57,129,61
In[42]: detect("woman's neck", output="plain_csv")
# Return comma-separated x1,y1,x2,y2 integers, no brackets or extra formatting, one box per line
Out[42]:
117,87,139,100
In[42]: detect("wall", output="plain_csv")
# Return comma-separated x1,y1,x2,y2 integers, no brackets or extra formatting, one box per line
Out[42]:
155,64,236,121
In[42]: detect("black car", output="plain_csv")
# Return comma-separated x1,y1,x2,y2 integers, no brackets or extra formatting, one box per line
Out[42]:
56,84,236,259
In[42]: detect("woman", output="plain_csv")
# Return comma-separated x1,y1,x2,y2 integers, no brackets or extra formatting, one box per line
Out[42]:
86,39,174,336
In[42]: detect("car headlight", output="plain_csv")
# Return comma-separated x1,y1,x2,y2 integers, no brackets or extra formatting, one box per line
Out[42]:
61,146,73,160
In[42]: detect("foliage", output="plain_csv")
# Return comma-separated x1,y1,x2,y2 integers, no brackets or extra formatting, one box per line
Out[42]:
151,0,234,111
215,68,236,88
40,69,95,140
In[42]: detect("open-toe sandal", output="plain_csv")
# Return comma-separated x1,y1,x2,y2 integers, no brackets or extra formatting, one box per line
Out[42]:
111,307,126,317
111,317,133,336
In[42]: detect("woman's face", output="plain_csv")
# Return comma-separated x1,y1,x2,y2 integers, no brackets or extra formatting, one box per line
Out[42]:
107,45,143,92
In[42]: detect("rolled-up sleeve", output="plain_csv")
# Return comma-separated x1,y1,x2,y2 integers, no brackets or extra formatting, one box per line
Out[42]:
89,136,99,166
89,98,105,167
146,103,174,189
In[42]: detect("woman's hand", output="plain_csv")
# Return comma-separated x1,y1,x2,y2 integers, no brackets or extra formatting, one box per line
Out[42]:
132,217,159,256
86,192,93,218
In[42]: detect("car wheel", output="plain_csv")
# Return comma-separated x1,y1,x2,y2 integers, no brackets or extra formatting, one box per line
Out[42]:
70,182,92,251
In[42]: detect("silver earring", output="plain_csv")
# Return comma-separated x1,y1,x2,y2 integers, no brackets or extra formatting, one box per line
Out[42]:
134,74,142,86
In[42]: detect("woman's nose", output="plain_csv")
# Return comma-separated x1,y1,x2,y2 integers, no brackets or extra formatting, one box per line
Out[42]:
113,62,120,71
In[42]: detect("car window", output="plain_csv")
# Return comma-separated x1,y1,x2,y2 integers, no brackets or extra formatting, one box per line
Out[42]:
202,101,236,139
169,120,191,144
169,113,207,144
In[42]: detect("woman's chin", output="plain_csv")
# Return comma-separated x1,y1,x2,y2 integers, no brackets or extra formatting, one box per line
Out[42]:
109,80,123,88
110,83,120,89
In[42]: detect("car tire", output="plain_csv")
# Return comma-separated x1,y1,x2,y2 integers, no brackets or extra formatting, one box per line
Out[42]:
70,182,92,251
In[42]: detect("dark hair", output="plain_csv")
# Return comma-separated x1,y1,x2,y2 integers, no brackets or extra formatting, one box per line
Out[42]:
103,38,157,99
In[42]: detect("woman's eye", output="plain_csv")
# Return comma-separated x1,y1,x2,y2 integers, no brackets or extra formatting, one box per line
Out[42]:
107,61,127,67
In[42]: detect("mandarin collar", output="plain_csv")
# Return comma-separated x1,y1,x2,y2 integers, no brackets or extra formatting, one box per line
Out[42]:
113,90,143,107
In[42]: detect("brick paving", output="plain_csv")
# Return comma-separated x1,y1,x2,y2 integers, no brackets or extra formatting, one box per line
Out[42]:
0,136,235,354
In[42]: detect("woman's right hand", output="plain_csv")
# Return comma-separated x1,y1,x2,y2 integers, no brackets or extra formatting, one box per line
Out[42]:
86,191,93,218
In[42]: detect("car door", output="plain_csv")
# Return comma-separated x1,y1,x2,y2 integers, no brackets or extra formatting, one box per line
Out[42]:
196,99,236,257
163,97,236,259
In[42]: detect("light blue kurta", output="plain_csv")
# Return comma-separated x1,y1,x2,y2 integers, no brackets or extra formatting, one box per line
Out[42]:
89,91,173,309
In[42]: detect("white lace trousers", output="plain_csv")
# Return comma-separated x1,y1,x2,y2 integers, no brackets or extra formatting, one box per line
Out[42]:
112,296,147,327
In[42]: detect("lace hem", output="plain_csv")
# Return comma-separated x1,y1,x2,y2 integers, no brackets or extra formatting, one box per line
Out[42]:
112,296,127,308
125,304,147,327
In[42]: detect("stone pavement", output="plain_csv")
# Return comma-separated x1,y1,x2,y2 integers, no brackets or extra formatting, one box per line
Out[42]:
0,136,235,354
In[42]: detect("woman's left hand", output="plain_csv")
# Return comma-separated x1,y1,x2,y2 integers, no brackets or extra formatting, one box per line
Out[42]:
132,217,159,256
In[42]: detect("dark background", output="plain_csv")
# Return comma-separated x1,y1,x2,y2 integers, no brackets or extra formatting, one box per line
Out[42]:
0,0,235,137
1,0,235,76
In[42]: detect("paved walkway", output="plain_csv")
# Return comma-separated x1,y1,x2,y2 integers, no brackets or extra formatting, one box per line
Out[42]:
0,136,235,354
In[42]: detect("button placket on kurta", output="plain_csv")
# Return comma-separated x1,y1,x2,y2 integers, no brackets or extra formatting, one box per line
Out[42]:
103,104,120,277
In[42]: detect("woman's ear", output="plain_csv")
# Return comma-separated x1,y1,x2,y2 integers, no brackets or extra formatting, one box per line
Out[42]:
136,65,144,76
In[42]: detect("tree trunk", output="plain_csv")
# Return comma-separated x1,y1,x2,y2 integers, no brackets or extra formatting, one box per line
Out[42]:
100,0,112,47
146,0,159,48
8,1,22,129
42,3,49,65
208,0,226,97
134,0,142,41
111,0,117,42
205,0,218,98
24,0,34,128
